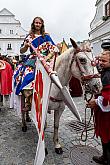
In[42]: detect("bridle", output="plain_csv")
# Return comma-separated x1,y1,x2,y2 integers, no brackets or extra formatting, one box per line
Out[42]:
70,48,100,81
70,48,101,101
70,49,100,142
50,48,100,103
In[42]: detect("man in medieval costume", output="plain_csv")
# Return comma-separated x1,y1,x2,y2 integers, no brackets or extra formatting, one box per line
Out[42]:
87,40,110,165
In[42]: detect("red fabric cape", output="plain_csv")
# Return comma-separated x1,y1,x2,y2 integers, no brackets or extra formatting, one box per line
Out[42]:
0,61,13,95
94,107,110,143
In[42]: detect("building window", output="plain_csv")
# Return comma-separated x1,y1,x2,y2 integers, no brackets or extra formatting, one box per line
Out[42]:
0,29,1,34
10,30,13,34
105,1,110,16
7,43,12,50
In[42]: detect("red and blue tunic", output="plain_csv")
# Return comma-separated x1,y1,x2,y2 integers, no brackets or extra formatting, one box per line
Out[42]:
14,34,57,95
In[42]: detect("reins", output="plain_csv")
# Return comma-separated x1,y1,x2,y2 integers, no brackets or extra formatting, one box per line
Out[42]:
81,73,100,81
80,95,94,142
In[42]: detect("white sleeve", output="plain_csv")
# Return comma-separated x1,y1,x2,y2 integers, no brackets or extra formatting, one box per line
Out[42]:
96,96,110,112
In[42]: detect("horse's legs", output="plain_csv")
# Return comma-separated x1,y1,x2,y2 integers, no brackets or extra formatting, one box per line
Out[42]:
21,95,27,132
53,104,65,154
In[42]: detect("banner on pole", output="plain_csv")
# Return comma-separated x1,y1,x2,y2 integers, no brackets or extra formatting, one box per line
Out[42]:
31,59,51,165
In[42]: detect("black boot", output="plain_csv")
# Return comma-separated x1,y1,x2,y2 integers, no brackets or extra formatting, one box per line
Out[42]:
107,151,110,165
106,141,110,165
93,142,107,164
93,155,107,164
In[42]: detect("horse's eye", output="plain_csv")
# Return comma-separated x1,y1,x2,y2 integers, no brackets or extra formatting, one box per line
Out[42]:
79,58,87,64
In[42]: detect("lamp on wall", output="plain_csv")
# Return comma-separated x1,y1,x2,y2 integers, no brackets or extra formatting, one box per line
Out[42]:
102,15,110,21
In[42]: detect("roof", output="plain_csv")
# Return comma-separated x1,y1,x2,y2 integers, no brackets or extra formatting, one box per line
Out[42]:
0,8,14,16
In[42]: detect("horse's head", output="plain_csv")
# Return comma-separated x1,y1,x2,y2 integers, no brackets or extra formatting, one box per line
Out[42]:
70,38,102,95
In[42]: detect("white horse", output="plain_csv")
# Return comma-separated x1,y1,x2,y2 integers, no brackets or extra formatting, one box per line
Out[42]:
14,39,102,154
47,39,102,154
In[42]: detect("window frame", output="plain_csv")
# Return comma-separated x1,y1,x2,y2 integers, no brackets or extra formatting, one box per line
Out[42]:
10,30,13,34
105,1,110,16
7,43,12,50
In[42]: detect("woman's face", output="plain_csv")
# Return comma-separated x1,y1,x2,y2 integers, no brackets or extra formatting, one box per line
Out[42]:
34,18,42,31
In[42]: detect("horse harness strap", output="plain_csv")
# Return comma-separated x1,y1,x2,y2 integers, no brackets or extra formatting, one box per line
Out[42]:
81,74,100,81
71,49,100,81
50,96,63,102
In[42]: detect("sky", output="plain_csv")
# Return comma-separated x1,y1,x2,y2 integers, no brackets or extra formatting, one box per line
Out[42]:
0,0,97,44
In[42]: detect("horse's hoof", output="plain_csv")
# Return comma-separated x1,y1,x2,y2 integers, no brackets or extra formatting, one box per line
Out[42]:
26,117,31,122
22,126,27,132
55,147,63,154
45,148,48,156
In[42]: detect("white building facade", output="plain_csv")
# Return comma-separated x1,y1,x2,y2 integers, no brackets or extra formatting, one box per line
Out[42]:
89,0,110,56
0,8,27,59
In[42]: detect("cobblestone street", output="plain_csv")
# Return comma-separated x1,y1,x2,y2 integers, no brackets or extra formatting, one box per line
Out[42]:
0,96,102,165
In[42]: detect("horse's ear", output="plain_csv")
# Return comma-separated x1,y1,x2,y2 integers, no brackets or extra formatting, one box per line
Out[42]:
70,38,78,49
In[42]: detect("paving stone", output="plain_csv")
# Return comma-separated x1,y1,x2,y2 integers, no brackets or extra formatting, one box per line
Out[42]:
0,97,102,165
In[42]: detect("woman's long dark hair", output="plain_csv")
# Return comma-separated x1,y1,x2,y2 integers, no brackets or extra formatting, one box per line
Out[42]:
30,17,45,38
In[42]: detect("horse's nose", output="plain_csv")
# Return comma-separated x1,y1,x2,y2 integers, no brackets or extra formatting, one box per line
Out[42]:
93,84,98,89
93,83,101,94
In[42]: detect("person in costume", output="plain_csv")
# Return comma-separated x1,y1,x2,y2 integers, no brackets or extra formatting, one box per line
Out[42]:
87,49,110,165
20,16,57,59
0,60,13,95
14,16,58,95
14,17,58,117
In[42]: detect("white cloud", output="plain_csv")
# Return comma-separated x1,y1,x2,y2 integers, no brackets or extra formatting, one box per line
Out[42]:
0,0,96,44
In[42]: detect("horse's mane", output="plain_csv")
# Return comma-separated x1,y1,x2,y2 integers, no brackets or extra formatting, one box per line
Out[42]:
55,47,73,70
